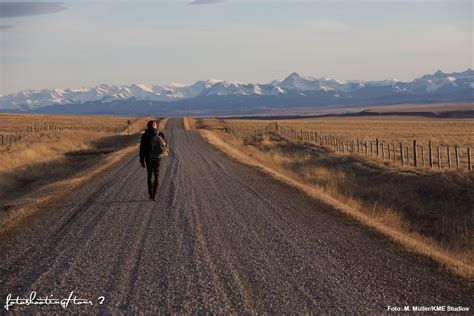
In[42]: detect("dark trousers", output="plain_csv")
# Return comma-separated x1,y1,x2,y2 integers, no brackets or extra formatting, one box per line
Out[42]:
145,158,161,196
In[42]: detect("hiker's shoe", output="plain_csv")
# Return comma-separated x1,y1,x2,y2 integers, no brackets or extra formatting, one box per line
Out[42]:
149,194,153,200
152,193,157,201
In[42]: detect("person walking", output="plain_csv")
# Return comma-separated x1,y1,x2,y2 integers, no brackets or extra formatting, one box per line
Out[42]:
139,120,168,201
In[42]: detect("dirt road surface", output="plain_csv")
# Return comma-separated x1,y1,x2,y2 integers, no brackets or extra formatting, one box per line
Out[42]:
0,118,471,313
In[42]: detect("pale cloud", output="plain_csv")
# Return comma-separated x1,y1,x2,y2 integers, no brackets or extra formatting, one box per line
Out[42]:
0,2,66,31
0,0,471,94
0,2,66,18
303,20,349,32
189,0,225,5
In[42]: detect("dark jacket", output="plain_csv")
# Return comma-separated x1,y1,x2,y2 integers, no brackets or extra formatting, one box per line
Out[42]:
140,128,157,163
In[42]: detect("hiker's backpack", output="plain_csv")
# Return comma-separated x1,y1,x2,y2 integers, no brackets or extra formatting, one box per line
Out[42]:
150,135,168,160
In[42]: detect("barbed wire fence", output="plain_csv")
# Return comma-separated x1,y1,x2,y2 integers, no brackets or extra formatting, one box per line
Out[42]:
223,120,472,171
0,119,136,150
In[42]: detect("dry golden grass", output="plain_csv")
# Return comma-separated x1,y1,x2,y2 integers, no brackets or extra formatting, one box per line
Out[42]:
158,117,170,131
0,144,139,235
365,102,474,113
225,117,474,148
194,118,474,278
0,115,156,208
0,113,132,134
0,115,160,234
183,117,196,130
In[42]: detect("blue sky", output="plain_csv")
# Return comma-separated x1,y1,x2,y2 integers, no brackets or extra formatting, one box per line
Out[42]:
0,0,472,94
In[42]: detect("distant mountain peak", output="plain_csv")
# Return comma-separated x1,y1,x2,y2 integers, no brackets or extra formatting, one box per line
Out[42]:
284,72,315,81
287,71,302,78
0,69,472,111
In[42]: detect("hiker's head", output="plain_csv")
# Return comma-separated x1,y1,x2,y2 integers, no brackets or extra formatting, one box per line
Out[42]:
147,120,157,130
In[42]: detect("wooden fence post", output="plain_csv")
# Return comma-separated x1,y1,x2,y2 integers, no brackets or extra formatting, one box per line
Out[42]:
447,146,451,168
455,146,460,169
370,142,373,156
381,143,385,159
468,148,472,171
400,143,404,166
376,138,379,158
437,147,441,170
388,144,391,161
413,140,417,167
429,140,433,168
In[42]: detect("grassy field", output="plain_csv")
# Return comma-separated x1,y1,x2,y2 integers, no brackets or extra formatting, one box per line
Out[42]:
193,117,474,276
364,102,474,113
224,116,474,170
224,116,474,148
0,114,155,207
0,113,132,134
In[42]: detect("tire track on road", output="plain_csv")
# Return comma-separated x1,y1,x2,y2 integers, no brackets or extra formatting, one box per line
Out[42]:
0,118,472,314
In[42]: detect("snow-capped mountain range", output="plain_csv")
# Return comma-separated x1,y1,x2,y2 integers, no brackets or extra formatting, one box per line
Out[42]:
1,69,473,111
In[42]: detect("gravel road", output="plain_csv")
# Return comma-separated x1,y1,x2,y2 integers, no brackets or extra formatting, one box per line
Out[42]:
0,118,471,314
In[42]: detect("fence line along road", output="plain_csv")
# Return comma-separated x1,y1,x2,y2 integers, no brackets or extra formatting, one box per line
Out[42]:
225,121,473,172
0,120,132,150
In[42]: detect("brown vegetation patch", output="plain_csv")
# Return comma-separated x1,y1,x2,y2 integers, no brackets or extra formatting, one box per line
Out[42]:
194,118,474,278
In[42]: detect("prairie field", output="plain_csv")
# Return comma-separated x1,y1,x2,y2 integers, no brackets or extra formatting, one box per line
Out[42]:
0,113,132,134
224,116,474,148
193,117,474,273
0,114,155,207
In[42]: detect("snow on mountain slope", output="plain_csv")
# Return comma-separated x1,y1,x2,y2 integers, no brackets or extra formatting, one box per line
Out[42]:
0,69,472,110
